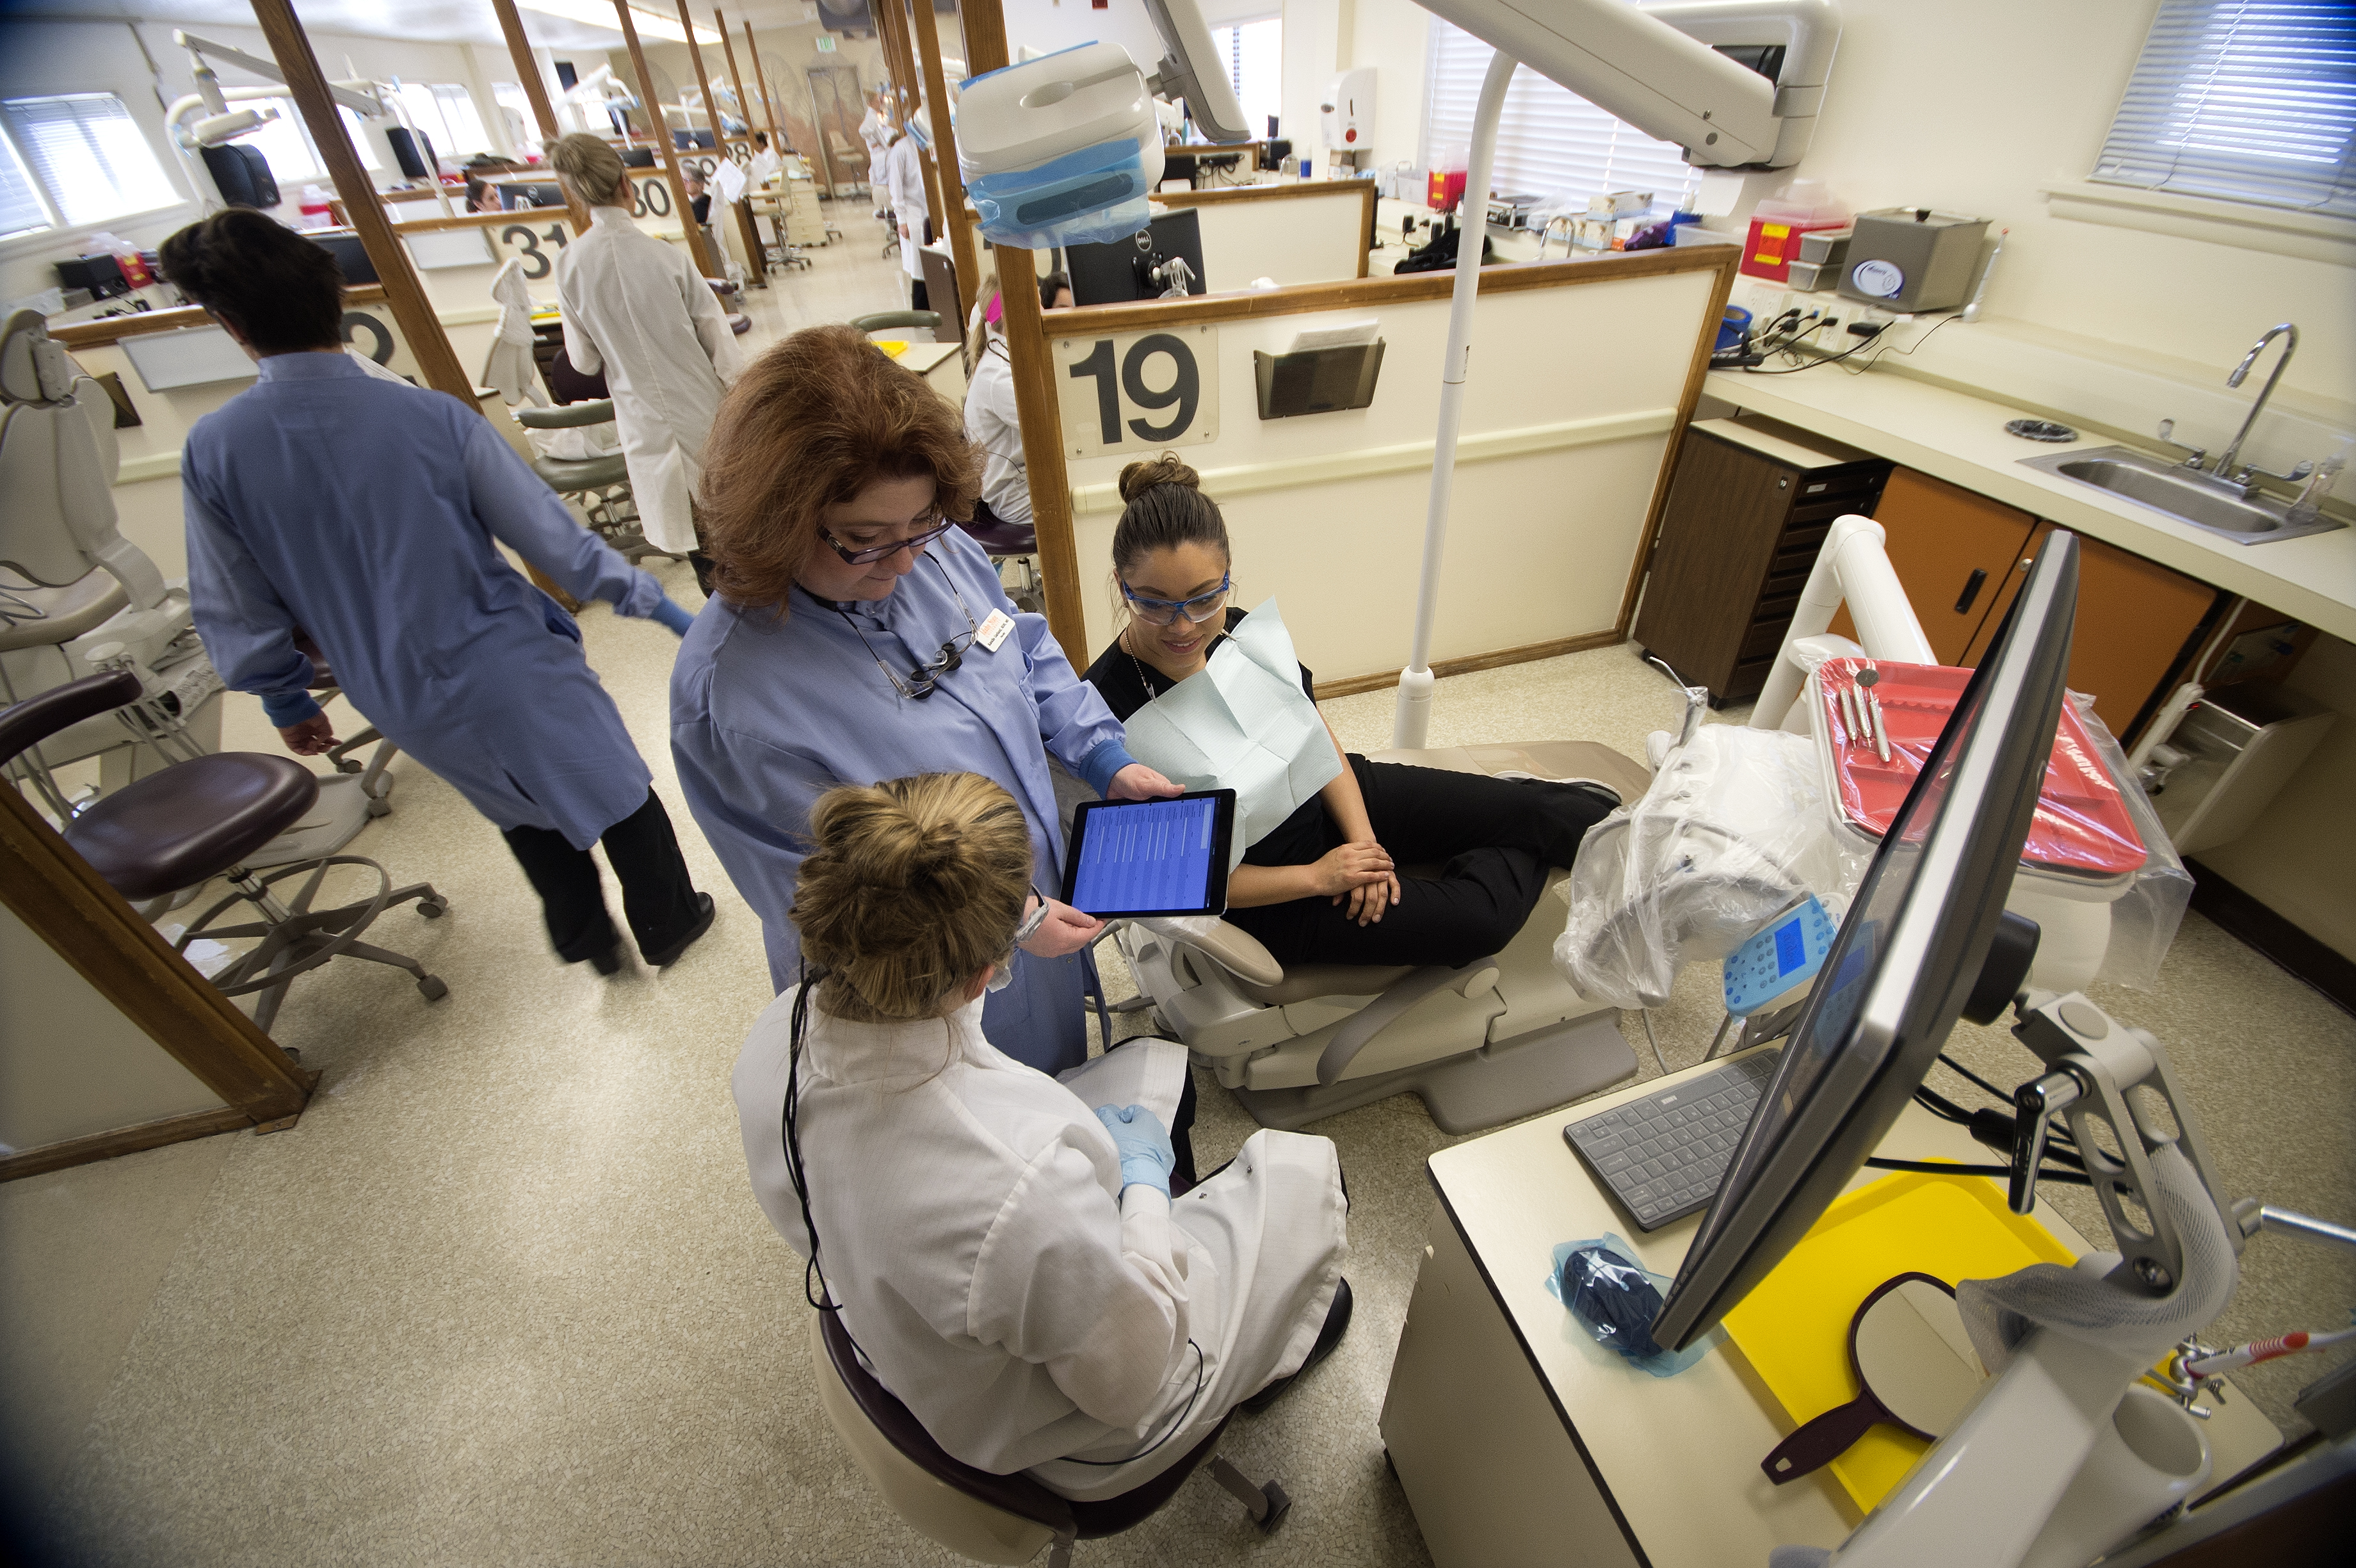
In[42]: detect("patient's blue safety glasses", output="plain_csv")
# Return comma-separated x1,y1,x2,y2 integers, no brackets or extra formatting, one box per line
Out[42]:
1121,573,1231,627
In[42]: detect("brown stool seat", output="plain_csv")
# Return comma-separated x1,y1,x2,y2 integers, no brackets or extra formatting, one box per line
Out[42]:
64,752,319,900
290,629,336,690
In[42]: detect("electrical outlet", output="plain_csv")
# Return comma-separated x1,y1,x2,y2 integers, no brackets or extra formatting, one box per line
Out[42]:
1743,282,1790,319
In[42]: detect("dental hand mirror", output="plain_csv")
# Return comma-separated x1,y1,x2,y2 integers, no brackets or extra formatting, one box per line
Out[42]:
1761,1272,1987,1485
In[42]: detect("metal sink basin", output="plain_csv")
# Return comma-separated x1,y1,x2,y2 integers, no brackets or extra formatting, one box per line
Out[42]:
2017,446,2344,545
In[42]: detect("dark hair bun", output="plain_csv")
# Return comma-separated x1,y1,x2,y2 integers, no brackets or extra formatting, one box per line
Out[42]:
1117,453,1201,504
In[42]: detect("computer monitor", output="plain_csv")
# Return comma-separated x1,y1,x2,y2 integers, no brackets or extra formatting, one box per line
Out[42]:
1650,531,2082,1352
311,232,379,286
1066,210,1208,305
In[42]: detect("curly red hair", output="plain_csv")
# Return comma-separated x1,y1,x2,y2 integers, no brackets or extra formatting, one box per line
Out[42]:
698,323,983,613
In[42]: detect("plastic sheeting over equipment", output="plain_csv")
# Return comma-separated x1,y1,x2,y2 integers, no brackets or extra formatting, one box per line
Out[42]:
957,43,1165,250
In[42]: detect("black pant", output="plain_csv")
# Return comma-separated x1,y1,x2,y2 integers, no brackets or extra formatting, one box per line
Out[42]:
501,789,703,964
1227,759,1616,971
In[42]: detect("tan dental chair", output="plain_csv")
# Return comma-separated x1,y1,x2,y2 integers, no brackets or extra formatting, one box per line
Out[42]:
1112,740,1652,1133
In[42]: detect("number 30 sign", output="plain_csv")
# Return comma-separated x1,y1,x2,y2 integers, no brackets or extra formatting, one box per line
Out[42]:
1053,325,1218,460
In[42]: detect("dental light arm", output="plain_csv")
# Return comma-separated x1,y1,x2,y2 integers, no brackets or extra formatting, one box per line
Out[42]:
173,31,381,119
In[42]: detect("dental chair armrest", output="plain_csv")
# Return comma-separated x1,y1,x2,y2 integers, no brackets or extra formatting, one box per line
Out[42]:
1316,958,1497,1087
515,399,617,429
1134,916,1282,989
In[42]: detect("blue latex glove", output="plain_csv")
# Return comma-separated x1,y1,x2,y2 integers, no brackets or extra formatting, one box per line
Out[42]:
652,596,695,636
1093,1103,1175,1197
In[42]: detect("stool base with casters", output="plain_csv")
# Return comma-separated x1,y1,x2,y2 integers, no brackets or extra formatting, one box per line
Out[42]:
6,673,449,1039
512,400,677,564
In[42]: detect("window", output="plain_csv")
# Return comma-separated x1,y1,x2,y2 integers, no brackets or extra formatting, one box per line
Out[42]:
1421,19,1701,211
494,83,544,154
0,131,50,241
2093,1,2356,216
244,98,324,185
1,93,179,229
392,83,493,160
1209,17,1282,141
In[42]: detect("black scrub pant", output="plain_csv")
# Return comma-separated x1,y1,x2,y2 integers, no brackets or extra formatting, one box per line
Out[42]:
1225,759,1617,972
501,789,704,966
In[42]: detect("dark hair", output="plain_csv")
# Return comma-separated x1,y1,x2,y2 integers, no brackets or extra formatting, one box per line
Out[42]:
699,323,982,614
754,131,770,150
1111,453,1229,588
157,209,344,354
1038,270,1072,309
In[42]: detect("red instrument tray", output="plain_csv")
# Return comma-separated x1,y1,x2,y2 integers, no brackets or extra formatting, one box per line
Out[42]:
1815,659,2146,880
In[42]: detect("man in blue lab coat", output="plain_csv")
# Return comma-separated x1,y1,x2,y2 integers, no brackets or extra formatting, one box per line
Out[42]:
163,209,713,976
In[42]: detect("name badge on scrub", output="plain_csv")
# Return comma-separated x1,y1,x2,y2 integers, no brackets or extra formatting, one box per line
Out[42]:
976,609,1015,652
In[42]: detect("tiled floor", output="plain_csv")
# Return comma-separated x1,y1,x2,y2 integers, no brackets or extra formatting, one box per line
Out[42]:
3,216,2351,1565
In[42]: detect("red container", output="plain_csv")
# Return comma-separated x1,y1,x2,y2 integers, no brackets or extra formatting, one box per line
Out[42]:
1427,167,1468,214
1740,215,1846,282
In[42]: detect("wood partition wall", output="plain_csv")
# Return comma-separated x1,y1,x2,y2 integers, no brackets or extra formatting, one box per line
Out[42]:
1154,178,1381,281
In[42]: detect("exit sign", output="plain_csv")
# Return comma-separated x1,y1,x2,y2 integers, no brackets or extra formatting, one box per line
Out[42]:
816,32,836,51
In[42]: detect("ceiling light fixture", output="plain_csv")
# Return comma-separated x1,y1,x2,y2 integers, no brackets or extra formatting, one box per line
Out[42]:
514,0,722,47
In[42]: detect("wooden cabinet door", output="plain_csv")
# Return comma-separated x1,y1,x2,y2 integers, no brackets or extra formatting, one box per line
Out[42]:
1962,522,2222,737
1632,432,1793,693
1830,467,2036,665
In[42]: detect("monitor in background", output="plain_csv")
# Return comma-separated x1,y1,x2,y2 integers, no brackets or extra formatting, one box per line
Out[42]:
385,125,437,181
311,232,379,286
1650,531,2082,1353
1067,209,1207,306
200,143,278,211
502,181,567,211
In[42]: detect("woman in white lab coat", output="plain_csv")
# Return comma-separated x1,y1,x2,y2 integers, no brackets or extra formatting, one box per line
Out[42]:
859,90,892,213
549,133,743,588
887,119,931,310
731,772,1351,1499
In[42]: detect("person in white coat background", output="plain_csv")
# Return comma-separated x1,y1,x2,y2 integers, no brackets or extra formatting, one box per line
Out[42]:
747,129,782,189
549,133,743,595
886,117,932,311
859,89,892,214
732,771,1352,1500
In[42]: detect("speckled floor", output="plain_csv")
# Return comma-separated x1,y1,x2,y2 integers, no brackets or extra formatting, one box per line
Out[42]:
3,226,2352,1565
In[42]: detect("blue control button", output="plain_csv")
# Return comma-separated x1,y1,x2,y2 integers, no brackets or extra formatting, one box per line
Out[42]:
1723,896,1839,1017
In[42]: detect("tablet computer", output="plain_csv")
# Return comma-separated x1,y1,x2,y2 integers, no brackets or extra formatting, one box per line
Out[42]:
1061,789,1237,919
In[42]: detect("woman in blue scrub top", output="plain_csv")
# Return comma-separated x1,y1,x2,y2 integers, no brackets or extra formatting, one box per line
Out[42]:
671,324,1179,1073
164,210,713,978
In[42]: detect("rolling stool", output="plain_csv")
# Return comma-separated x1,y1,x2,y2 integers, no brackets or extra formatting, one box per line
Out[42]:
958,505,1043,616
294,631,396,813
3,672,449,1034
512,400,665,562
807,1304,1289,1567
233,631,403,873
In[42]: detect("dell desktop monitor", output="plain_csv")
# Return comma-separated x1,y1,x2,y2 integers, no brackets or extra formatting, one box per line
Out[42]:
1650,531,2083,1352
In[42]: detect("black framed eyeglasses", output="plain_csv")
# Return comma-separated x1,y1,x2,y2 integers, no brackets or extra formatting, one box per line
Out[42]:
1121,572,1231,627
820,515,959,565
834,558,980,700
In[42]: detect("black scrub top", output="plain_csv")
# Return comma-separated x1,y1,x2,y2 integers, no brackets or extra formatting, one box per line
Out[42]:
1084,608,1330,868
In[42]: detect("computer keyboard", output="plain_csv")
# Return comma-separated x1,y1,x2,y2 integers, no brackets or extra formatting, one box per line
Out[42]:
1562,1049,1784,1232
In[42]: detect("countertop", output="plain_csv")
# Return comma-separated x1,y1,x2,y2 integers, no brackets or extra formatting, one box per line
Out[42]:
1705,366,2356,644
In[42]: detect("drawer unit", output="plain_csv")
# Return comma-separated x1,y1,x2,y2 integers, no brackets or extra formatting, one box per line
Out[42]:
1633,416,1892,705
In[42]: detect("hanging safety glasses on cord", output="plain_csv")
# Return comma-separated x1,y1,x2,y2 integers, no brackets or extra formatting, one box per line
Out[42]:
1122,572,1232,627
834,556,980,700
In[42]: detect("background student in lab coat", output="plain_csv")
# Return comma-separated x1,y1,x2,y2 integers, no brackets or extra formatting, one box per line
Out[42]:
731,772,1351,1499
747,129,782,189
161,209,714,977
961,267,1072,532
859,89,892,214
886,118,931,311
549,133,743,595
672,325,1179,1074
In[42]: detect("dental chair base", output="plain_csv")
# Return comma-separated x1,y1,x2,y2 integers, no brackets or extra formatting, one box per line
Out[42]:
1117,740,1650,1135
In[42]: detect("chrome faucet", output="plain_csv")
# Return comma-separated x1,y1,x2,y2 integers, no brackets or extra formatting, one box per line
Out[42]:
2213,323,2297,482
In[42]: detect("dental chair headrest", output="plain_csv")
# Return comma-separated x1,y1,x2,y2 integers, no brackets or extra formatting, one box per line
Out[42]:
1,309,79,406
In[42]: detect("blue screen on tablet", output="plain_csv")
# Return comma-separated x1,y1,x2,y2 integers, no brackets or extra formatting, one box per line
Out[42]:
1069,795,1220,915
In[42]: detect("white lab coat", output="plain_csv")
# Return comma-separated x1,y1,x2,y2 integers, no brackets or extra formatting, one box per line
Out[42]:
860,106,892,193
748,147,782,188
732,991,1348,1500
481,256,549,408
964,337,1029,525
887,134,928,280
553,205,743,555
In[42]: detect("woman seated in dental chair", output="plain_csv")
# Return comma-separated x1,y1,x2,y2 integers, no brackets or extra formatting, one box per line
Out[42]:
1083,456,1620,972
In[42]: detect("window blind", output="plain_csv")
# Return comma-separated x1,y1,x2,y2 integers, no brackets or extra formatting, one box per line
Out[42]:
1,94,178,228
0,129,52,242
1421,19,1700,211
2093,0,2356,215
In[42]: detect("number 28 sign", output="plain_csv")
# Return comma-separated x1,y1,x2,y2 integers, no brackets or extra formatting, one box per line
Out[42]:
1052,325,1218,460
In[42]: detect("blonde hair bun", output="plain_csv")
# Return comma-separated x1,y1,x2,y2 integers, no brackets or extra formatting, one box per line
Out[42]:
792,773,1033,1022
549,133,627,207
1117,453,1201,504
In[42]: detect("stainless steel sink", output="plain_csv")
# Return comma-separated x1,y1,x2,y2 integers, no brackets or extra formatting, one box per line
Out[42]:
2017,445,2346,545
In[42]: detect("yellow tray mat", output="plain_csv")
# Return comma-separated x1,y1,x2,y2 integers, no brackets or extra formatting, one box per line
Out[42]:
1721,1171,2073,1510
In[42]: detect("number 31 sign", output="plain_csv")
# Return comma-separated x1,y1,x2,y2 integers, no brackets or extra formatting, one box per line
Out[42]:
1053,325,1218,460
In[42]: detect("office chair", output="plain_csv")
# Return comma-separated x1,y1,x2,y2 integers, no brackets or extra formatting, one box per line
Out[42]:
512,399,670,563
0,309,222,818
1111,740,1650,1134
1,672,448,1034
807,1304,1289,1567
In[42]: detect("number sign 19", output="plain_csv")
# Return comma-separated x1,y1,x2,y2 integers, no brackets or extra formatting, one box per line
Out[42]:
1052,325,1218,459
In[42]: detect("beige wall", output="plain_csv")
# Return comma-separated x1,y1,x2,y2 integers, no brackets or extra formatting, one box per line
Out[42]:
2198,634,2356,963
0,904,225,1155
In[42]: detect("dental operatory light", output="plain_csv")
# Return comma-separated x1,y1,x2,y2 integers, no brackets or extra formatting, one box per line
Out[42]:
170,30,383,150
